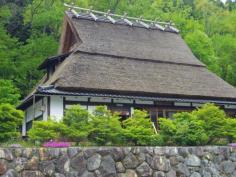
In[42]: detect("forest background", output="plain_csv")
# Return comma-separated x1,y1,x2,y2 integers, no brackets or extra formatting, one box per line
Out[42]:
0,0,236,101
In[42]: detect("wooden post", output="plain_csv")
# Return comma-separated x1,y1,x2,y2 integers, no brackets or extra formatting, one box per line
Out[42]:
33,94,36,120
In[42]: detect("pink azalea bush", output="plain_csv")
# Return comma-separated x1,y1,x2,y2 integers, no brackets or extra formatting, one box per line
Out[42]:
43,140,71,148
229,143,236,148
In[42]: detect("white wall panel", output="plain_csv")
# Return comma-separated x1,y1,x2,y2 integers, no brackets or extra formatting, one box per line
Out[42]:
50,95,64,121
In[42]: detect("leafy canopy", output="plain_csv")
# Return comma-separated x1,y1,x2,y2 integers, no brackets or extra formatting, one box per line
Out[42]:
159,103,236,145
0,79,20,105
88,106,125,145
0,104,24,142
62,105,91,142
1,0,236,96
28,119,67,142
123,109,158,145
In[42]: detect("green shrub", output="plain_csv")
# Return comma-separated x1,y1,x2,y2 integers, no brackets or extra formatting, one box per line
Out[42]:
173,112,208,145
0,104,23,142
192,103,227,143
158,118,177,145
159,103,232,145
62,105,91,142
223,117,236,143
123,110,157,145
0,80,20,105
27,103,235,146
28,119,67,142
88,106,124,145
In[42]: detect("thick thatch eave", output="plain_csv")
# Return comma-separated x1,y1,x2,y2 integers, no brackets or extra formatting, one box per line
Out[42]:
42,52,236,100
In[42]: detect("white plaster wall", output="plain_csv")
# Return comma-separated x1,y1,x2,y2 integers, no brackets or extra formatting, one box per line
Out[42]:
22,97,47,136
88,105,97,114
50,95,64,121
25,98,46,122
22,120,27,136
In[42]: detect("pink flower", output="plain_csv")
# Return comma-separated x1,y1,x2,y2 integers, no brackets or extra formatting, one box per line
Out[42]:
43,141,71,148
229,143,236,148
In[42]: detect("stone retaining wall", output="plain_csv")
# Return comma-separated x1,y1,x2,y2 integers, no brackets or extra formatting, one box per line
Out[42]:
0,146,235,177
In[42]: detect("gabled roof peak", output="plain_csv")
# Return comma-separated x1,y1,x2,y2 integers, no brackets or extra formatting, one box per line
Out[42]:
64,3,179,33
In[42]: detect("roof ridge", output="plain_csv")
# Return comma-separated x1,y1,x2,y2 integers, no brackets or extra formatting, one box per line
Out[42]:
64,3,179,33
75,50,205,68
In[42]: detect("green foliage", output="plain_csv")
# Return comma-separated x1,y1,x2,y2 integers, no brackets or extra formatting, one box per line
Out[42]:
123,110,157,145
173,112,208,145
159,112,208,146
185,30,215,65
0,79,20,105
0,104,24,142
28,119,67,142
1,0,236,97
27,104,235,146
89,106,124,145
62,105,91,142
211,34,236,85
223,118,236,143
158,118,177,145
159,103,234,145
192,103,226,142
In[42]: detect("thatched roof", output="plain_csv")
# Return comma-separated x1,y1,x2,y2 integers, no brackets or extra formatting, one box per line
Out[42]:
68,11,204,66
38,9,236,100
43,51,236,100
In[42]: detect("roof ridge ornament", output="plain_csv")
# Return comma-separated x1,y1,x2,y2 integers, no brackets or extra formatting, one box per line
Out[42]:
136,16,150,29
122,12,133,26
88,6,98,21
165,21,180,33
64,3,179,33
153,18,165,31
105,10,116,24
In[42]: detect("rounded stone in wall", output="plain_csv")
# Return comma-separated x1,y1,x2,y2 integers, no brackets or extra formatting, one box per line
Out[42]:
123,153,139,169
118,169,137,177
98,155,116,177
176,163,190,176
81,170,95,177
151,156,171,172
166,170,176,177
2,169,18,177
116,162,125,173
111,148,125,161
185,155,201,167
70,152,87,175
87,153,101,171
153,171,165,177
136,162,152,177
0,159,7,175
190,172,201,177
54,173,65,177
221,160,236,174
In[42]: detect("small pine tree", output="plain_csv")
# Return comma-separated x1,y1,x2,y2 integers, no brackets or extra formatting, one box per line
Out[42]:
0,104,23,142
123,110,156,145
28,119,67,142
88,106,125,145
62,105,92,142
192,103,227,143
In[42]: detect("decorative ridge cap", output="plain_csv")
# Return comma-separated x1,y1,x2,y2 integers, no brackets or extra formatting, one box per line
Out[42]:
64,3,179,33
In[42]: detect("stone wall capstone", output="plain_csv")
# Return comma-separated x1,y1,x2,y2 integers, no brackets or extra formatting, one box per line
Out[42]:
0,146,235,177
